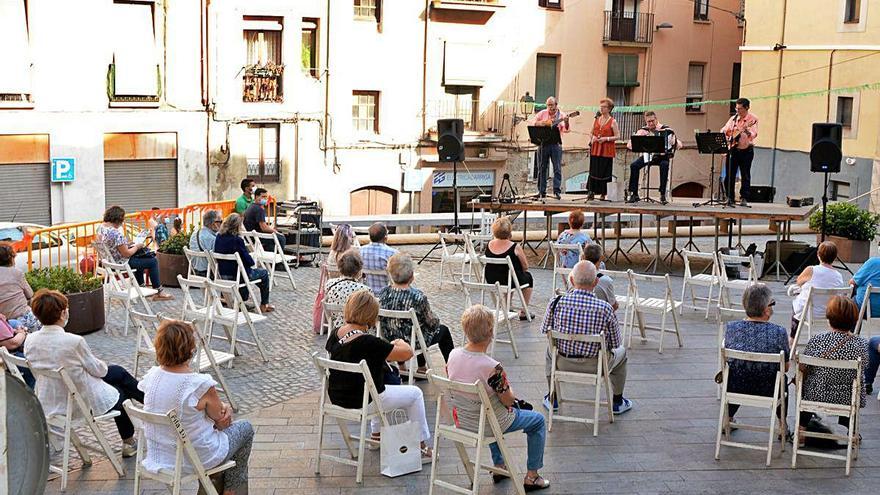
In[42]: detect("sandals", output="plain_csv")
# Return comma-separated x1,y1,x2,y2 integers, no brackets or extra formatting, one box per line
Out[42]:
260,304,276,313
150,292,174,301
524,475,551,491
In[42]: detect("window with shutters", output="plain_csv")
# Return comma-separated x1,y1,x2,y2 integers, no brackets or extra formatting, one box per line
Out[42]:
729,62,741,115
109,0,160,107
354,0,381,22
441,86,480,130
353,91,379,134
535,54,559,106
836,96,854,128
0,0,32,107
606,53,639,106
686,63,705,113
538,0,562,9
246,124,280,183
243,17,283,103
844,0,860,22
694,0,709,20
302,18,318,78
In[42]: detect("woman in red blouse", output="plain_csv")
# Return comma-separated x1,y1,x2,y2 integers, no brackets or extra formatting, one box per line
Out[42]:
587,98,620,201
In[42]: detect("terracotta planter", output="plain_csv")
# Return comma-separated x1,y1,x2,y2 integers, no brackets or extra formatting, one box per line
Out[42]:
65,287,105,335
157,252,189,288
821,235,871,263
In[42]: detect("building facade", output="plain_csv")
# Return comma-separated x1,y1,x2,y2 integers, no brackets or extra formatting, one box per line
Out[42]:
740,0,880,209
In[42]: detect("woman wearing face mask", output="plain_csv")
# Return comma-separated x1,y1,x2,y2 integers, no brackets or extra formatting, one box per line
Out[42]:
24,289,145,458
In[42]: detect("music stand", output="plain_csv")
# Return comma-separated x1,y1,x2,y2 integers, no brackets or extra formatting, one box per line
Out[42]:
528,125,561,199
630,135,666,204
693,132,729,207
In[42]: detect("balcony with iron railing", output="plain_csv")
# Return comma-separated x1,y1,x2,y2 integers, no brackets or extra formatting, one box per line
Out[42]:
426,99,515,141
603,11,654,46
613,111,646,140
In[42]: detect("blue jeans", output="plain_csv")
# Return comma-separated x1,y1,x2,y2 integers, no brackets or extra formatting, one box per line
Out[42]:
489,407,546,471
12,350,35,389
537,143,563,196
127,255,162,290
865,336,880,386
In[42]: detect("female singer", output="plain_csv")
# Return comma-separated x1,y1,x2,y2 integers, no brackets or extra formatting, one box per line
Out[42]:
587,98,620,201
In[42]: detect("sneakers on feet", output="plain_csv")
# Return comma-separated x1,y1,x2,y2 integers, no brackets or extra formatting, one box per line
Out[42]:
867,383,874,395
122,442,137,458
542,394,558,412
625,194,640,204
612,398,633,415
660,194,668,204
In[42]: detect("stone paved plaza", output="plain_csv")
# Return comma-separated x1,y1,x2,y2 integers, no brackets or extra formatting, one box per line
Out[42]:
40,234,880,494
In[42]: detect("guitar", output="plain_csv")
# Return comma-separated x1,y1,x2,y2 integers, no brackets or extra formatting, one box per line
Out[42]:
726,116,756,149
551,110,580,128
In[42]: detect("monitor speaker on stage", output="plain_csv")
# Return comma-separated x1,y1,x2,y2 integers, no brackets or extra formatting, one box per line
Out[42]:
437,118,464,162
810,122,842,173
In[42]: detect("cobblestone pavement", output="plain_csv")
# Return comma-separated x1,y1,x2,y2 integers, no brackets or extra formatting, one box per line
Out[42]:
42,234,880,493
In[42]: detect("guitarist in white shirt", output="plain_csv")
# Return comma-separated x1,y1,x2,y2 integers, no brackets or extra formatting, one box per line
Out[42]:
721,98,759,206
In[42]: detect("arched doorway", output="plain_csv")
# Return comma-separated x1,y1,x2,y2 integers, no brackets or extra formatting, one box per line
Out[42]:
671,181,705,199
350,186,397,215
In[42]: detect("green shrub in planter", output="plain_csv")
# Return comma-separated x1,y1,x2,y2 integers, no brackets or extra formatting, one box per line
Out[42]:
809,202,880,241
26,266,103,295
158,227,194,255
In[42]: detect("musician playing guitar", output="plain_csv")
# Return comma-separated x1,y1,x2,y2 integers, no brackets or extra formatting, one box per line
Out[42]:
534,96,580,199
721,97,759,206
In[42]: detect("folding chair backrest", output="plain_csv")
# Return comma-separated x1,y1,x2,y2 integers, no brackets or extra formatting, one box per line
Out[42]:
723,348,785,367
377,308,427,349
479,256,522,290
718,307,747,322
183,246,214,281
102,260,139,295
177,275,211,320
599,268,632,295
427,371,504,437
439,232,464,257
628,271,674,300
683,250,718,280
29,366,94,420
550,242,583,292
0,347,27,384
460,279,506,307
208,251,247,285
479,212,498,236
856,284,880,335
802,286,852,322
549,330,605,358
425,344,447,378
362,268,389,290
251,231,284,255
797,353,862,372
462,233,485,281
312,353,385,414
718,253,757,285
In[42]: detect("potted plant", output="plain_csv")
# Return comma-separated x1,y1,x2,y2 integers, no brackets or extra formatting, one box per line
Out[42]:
26,267,104,335
156,228,192,288
809,202,880,263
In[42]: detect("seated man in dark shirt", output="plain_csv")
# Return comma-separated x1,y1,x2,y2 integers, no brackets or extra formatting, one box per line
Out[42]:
243,188,286,252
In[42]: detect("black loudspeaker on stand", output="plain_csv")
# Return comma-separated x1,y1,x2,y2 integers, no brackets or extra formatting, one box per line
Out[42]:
419,119,465,264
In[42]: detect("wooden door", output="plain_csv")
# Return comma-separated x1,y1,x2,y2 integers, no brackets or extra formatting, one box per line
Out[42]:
350,187,396,215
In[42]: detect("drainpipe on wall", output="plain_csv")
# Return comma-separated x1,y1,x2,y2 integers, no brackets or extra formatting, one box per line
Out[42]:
294,113,300,199
769,0,788,190
422,0,429,137
202,0,211,200
825,49,837,121
322,0,331,158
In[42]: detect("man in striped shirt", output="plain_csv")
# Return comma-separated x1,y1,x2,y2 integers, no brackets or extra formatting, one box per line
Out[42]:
541,261,632,414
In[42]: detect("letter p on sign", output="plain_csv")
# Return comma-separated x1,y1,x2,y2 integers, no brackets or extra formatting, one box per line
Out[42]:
51,158,76,183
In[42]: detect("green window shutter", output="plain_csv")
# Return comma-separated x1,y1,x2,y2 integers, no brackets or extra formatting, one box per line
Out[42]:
535,55,558,104
607,54,640,87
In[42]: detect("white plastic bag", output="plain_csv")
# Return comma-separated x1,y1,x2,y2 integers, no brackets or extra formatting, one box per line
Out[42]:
380,409,422,477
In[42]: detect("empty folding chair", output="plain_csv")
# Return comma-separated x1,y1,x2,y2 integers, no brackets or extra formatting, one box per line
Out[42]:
792,352,862,475
207,251,264,315
680,250,721,319
628,272,683,353
377,308,430,384
426,371,525,495
460,279,519,358
28,366,125,490
478,255,531,322
463,233,488,282
714,348,787,466
791,286,854,359
102,260,157,336
716,307,748,399
312,352,390,484
438,232,470,288
855,284,880,338
717,253,758,310
546,331,614,436
0,347,28,385
549,242,584,294
479,212,498,236
205,280,269,364
251,231,298,290
122,400,237,495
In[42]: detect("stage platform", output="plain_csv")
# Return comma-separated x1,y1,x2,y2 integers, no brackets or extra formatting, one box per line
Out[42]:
472,194,818,279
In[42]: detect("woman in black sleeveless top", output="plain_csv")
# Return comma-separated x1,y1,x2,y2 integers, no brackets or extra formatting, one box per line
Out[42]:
484,217,534,319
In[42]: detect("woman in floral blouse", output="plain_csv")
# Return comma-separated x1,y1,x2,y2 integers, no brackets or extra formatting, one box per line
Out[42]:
324,249,370,330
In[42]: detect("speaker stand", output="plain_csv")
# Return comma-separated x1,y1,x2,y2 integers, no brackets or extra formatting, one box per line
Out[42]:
418,160,463,264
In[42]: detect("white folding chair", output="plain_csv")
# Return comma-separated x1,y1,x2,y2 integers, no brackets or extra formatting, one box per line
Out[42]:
102,260,157,336
250,231,298,290
377,308,430,385
479,255,531,322
715,348,787,466
312,352,390,484
547,331,614,436
206,251,263,315
600,268,635,338
478,212,498,236
716,307,748,399
426,371,525,495
791,286,853,359
183,246,216,282
205,280,269,365
681,250,721,319
321,301,345,337
627,272,683,353
122,399,236,495
717,253,758,310
549,242,584,294
0,347,27,384
28,366,126,490
460,279,519,358
792,352,862,475
855,284,880,338
362,268,390,293
438,232,470,289
462,233,488,282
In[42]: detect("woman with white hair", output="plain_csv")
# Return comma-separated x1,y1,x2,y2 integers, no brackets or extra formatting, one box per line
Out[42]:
484,217,533,320
447,305,550,492
378,253,454,366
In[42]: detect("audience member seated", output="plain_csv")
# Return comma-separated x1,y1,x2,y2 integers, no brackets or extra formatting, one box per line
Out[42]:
243,188,286,252
24,289,144,457
0,313,34,388
448,305,550,491
799,296,868,442
96,206,174,301
723,284,789,427
360,222,398,293
214,214,273,313
327,224,359,277
140,320,253,494
582,244,617,309
851,240,880,321
540,261,631,414
0,243,41,331
790,241,844,338
378,253,454,368
325,250,371,329
188,210,222,277
148,207,178,246
484,217,533,320
234,178,256,214
326,290,433,462
557,211,592,269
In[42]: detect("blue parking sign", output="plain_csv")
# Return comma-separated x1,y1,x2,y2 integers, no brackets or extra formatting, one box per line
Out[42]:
51,158,76,182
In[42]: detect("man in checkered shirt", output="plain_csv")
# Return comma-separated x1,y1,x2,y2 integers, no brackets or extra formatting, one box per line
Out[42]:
360,222,398,293
541,260,632,414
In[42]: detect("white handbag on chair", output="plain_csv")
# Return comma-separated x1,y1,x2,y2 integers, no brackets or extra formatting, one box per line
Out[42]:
380,409,422,477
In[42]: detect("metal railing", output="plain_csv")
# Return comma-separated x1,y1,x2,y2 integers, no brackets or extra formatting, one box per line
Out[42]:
603,11,654,44
425,99,515,136
614,111,645,140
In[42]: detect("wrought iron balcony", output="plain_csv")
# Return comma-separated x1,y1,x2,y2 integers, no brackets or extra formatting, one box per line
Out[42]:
603,11,654,45
613,111,646,140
